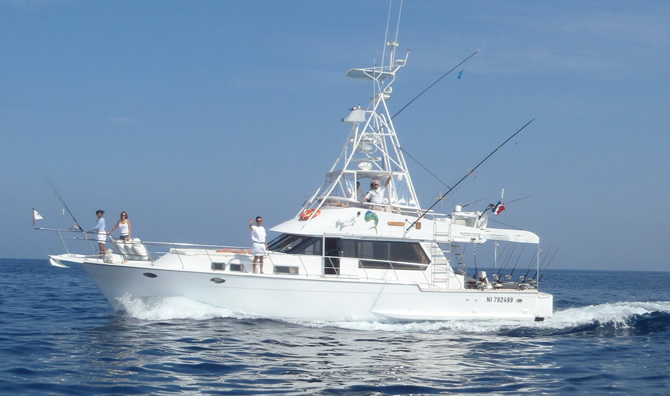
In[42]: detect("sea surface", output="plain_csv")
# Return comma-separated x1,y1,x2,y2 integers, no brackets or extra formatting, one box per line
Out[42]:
1,258,669,395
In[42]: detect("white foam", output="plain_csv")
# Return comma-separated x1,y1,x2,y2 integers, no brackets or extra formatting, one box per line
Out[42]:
303,301,670,333
299,319,520,333
542,301,670,329
116,295,261,321
114,296,670,333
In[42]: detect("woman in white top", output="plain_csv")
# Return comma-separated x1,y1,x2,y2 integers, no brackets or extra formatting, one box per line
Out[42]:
109,211,132,241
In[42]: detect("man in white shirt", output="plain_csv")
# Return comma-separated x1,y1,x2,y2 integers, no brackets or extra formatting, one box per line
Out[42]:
249,216,268,274
361,173,393,204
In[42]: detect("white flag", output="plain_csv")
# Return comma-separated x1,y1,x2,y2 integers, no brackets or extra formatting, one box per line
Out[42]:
33,208,43,228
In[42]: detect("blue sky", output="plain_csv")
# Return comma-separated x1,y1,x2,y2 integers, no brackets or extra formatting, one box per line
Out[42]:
2,1,669,271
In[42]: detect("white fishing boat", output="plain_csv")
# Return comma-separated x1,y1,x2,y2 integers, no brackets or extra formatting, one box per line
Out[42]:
39,18,552,322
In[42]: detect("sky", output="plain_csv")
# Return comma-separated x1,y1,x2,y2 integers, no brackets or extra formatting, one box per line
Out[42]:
2,0,669,271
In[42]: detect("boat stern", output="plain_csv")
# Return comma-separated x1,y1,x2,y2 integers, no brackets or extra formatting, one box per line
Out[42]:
534,291,553,321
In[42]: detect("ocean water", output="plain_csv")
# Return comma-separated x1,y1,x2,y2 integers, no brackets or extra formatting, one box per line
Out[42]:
1,259,669,395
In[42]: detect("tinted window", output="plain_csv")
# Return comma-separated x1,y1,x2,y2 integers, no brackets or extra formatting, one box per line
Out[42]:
271,235,430,268
359,260,427,271
268,234,322,255
342,239,430,266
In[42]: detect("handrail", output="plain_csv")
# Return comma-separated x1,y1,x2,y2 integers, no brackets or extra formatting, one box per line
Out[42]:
43,226,442,286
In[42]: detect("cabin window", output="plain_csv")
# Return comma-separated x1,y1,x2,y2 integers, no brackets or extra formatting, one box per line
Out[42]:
268,234,300,252
358,260,427,271
229,263,245,272
274,266,299,275
390,242,429,264
342,239,429,270
342,240,429,263
268,234,322,255
270,235,429,271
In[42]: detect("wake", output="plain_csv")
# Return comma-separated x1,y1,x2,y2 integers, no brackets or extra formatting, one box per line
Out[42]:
115,295,670,336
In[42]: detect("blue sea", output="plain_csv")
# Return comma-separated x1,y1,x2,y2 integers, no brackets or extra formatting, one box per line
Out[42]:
1,259,669,395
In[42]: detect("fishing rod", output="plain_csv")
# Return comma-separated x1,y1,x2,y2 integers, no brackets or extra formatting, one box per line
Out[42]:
472,242,478,280
497,246,516,277
407,119,535,231
529,246,555,281
460,196,490,209
522,246,548,281
495,243,506,278
491,246,513,283
538,246,560,283
47,179,87,238
503,195,533,205
391,49,480,120
492,243,508,271
45,179,102,256
399,147,451,190
392,50,480,189
506,246,526,279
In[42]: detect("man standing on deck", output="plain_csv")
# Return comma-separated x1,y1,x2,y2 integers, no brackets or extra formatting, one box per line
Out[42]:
249,216,268,274
89,210,106,258
361,172,393,204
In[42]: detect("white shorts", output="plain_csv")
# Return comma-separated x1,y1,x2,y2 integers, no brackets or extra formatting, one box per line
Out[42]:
252,242,266,256
97,231,106,243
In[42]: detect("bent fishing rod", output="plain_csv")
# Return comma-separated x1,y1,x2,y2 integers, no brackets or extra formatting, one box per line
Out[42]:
406,118,535,231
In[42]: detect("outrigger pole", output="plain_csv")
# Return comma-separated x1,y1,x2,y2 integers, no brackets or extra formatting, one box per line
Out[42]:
406,118,535,231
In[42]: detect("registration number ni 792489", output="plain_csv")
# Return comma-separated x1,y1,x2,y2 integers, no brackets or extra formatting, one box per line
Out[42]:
486,296,514,303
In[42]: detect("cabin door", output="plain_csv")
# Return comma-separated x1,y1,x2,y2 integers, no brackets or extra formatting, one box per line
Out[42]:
324,238,341,275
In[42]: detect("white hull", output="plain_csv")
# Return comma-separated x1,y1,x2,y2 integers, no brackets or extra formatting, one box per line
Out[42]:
54,255,552,321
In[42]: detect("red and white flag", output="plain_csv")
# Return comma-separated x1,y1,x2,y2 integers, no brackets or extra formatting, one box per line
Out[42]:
493,201,505,216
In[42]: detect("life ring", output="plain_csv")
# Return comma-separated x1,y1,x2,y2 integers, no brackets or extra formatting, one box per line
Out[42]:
299,209,321,221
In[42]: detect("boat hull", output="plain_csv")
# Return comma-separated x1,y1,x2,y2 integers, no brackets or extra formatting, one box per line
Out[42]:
72,259,552,322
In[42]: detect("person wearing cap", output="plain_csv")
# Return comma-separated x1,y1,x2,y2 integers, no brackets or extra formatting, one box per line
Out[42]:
89,210,107,258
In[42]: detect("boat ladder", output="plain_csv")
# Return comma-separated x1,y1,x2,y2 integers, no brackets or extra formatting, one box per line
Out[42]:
430,242,451,289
